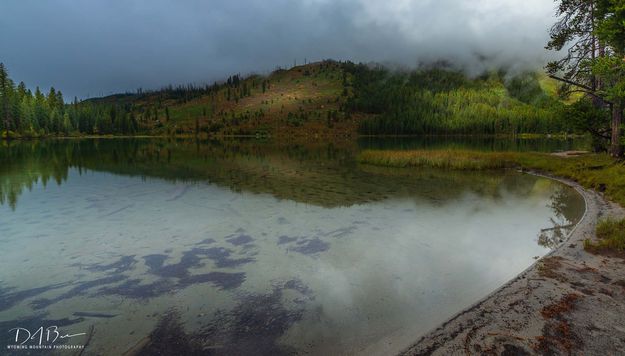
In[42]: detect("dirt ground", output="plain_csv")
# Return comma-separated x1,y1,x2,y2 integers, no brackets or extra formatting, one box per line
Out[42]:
401,172,625,356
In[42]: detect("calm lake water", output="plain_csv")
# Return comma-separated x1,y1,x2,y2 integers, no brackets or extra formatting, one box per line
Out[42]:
0,138,585,355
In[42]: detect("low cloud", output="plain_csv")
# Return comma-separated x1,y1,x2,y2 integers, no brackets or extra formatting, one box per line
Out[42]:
0,0,557,98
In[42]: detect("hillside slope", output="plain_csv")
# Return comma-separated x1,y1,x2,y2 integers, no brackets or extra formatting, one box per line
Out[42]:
83,61,569,137
88,61,356,137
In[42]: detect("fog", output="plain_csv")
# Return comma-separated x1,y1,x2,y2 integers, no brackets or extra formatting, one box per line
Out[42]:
0,0,557,98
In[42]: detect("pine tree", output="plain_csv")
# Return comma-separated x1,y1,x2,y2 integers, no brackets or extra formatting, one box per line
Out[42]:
0,63,13,133
19,96,33,133
16,81,28,100
55,90,64,112
47,87,57,111
62,112,72,135
34,87,47,132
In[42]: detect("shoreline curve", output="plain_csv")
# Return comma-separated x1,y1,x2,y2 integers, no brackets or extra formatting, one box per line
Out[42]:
399,170,625,355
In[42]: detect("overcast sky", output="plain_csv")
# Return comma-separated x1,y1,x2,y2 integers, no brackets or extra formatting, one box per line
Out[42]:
0,0,558,99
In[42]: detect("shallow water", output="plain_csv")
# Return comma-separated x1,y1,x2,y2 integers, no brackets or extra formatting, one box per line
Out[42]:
0,139,584,355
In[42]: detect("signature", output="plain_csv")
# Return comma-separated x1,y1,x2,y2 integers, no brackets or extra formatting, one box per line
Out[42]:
8,326,86,346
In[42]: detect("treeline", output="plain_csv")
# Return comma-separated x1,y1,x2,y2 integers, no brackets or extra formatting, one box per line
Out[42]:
0,63,141,137
0,64,249,137
132,73,257,105
342,63,565,135
0,63,258,137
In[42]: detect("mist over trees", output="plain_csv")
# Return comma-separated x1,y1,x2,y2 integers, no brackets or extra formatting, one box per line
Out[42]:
343,63,566,135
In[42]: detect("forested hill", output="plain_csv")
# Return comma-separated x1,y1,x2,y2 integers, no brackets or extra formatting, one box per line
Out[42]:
0,60,572,138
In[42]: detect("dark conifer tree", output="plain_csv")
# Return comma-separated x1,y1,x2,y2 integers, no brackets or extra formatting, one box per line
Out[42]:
0,63,13,133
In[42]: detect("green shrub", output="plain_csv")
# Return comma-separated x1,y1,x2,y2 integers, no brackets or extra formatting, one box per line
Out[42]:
586,218,625,251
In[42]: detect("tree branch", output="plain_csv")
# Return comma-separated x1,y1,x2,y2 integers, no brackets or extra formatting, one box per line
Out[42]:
548,74,612,104
548,75,594,91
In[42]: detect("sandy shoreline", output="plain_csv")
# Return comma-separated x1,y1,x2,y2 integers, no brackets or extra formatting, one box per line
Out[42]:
400,171,625,355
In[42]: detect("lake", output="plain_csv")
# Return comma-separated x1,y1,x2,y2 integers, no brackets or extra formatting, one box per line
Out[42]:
0,138,585,355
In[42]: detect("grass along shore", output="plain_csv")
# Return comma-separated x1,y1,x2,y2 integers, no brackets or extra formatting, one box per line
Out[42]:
358,149,625,252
